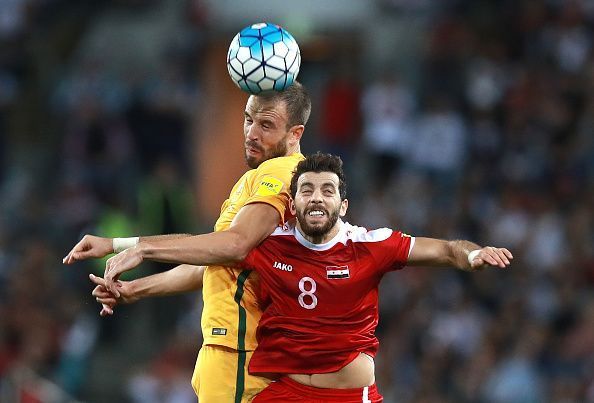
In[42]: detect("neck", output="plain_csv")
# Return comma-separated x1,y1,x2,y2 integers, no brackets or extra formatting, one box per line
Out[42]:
287,143,301,156
296,221,341,245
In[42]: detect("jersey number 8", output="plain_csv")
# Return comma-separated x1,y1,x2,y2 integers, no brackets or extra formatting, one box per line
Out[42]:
298,277,317,309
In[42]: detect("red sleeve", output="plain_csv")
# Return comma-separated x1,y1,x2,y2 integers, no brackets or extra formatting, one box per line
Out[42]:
367,230,413,273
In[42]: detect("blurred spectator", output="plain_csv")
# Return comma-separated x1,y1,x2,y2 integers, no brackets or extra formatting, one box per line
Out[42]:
409,94,467,204
319,62,361,167
128,55,199,173
126,335,196,403
482,324,546,403
138,157,195,236
361,71,416,186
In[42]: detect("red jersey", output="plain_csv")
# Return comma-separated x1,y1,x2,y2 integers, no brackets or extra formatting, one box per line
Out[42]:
240,220,414,375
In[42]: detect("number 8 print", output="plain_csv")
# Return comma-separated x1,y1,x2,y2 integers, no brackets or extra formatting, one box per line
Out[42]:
298,277,318,309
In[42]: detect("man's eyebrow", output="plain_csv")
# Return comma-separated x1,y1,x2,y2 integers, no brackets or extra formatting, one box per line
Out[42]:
300,181,337,189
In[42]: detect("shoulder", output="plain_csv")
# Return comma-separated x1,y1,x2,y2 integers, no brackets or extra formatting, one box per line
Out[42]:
251,154,304,193
256,153,304,174
342,222,394,244
269,219,297,238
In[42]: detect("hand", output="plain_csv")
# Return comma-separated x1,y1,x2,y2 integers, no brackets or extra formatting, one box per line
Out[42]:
89,273,138,316
470,247,513,270
63,235,113,264
104,245,144,297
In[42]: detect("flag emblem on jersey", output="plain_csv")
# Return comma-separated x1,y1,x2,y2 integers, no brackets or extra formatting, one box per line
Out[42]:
326,265,349,279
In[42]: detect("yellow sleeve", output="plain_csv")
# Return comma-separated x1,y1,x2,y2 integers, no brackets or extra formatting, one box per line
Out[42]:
243,154,302,224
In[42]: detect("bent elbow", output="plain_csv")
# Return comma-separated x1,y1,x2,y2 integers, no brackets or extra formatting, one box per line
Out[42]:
225,236,251,262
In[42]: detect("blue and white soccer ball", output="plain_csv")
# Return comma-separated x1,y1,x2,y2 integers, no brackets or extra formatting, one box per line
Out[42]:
227,22,301,94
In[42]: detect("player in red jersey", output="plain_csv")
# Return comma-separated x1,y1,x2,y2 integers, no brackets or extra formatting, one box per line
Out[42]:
91,152,513,402
236,152,513,402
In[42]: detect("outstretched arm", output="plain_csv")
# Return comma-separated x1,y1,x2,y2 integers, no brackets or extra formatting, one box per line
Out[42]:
103,202,280,296
63,234,193,264
408,238,513,271
90,264,206,316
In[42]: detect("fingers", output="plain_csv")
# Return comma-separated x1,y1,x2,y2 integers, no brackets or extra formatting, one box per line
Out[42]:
92,286,116,302
63,235,113,264
104,265,121,299
63,237,89,264
105,251,139,298
475,247,513,269
90,273,116,316
89,273,106,286
62,248,77,264
100,304,113,316
64,249,99,264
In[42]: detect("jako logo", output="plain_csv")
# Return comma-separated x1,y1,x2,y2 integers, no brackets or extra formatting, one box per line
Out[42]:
273,261,293,272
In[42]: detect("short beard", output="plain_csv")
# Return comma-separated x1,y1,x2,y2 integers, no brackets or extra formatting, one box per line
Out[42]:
297,207,340,240
245,137,288,169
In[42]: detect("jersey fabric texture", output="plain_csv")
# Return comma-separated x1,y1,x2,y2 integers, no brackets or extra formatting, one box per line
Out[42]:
201,153,304,350
253,376,383,402
241,220,414,375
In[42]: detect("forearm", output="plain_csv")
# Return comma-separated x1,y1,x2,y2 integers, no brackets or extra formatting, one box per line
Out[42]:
409,237,480,270
139,234,193,242
130,264,205,298
138,231,247,266
408,237,512,271
113,234,193,254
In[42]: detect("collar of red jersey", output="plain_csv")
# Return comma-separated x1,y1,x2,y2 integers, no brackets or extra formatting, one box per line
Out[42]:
294,219,347,251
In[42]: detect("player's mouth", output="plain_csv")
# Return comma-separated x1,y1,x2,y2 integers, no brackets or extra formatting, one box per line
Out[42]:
306,209,326,218
245,142,263,155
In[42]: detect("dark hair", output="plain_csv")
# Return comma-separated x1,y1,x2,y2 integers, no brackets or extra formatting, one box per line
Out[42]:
290,152,347,200
256,81,312,129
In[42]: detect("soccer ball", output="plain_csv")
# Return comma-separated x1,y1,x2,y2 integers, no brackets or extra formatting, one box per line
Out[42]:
227,22,301,94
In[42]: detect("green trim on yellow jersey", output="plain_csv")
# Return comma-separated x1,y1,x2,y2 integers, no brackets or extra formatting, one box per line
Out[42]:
233,269,251,402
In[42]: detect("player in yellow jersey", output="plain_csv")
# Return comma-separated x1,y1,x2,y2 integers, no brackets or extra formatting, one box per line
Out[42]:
63,82,312,402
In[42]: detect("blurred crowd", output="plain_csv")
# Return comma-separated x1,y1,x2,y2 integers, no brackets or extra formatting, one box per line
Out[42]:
1,0,593,402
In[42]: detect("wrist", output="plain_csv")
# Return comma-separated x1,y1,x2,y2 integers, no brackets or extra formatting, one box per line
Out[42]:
467,249,481,265
127,279,141,301
113,237,139,254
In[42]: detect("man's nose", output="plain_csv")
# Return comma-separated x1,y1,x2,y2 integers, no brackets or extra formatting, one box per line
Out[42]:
246,124,260,141
310,189,324,202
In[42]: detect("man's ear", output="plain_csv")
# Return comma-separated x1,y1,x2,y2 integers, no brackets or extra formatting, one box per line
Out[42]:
339,199,348,217
289,125,304,145
289,197,296,215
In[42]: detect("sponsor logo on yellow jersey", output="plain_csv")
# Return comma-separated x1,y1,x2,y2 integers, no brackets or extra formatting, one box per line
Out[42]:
256,176,283,196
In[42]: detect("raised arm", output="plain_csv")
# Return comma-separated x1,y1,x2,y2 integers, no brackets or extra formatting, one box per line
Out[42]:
103,202,281,296
408,238,513,271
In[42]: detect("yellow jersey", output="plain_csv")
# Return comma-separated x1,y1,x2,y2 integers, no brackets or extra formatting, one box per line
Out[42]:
201,153,304,351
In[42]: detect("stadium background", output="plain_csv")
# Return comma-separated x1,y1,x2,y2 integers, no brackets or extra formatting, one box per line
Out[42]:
1,0,593,401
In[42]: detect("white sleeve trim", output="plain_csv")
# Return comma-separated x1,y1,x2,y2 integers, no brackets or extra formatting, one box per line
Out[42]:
407,237,416,259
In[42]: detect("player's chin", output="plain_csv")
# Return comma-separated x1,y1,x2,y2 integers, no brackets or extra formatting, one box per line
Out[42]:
245,154,262,169
310,217,329,227
302,221,327,234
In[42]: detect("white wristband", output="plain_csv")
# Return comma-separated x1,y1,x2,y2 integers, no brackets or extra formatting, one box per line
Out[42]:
113,237,139,253
467,249,481,265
